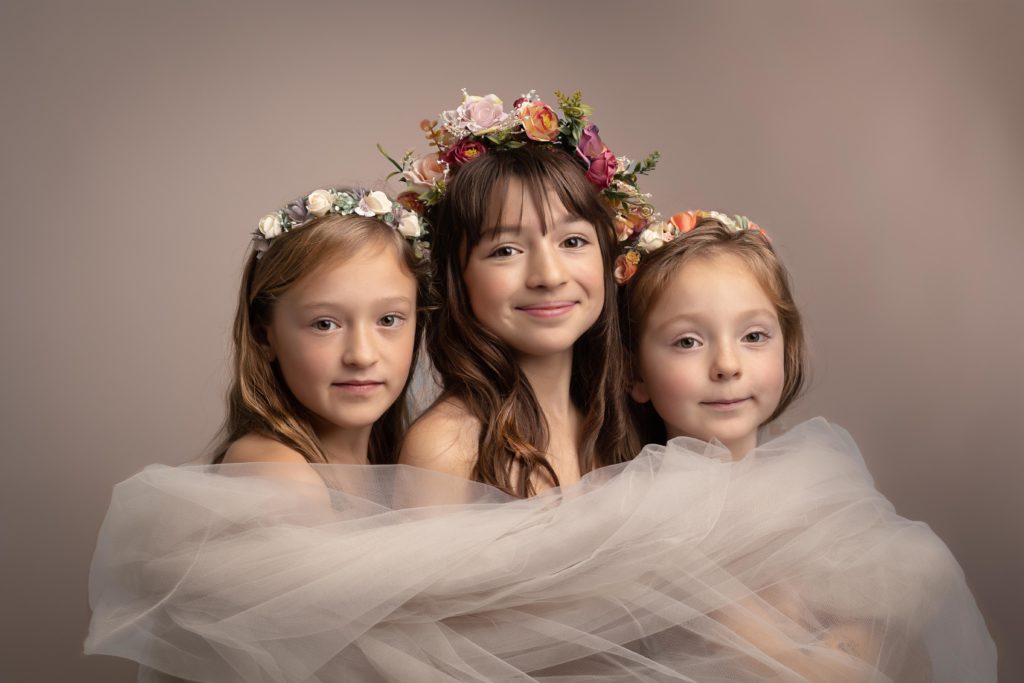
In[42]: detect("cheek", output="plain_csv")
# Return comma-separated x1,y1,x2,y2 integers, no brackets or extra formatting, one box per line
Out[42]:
580,251,606,298
463,265,513,325
280,340,331,383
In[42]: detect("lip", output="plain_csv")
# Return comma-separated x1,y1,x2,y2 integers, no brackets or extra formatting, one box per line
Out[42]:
516,301,577,318
700,397,751,411
332,380,384,395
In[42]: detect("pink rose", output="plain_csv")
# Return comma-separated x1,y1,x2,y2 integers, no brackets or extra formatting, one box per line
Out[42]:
443,139,488,168
518,100,560,142
402,153,446,190
585,149,618,189
576,123,607,160
456,93,508,134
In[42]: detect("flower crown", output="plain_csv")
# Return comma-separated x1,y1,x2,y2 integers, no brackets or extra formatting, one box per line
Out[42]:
614,210,768,284
380,89,660,234
251,187,427,258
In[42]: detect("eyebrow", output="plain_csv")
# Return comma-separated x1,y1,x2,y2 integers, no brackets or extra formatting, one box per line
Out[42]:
480,216,592,241
299,296,413,310
654,308,778,330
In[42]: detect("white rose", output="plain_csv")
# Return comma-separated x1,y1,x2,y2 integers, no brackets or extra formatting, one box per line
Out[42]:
258,213,283,238
637,228,665,253
306,189,335,217
705,211,738,232
356,190,393,217
397,212,422,238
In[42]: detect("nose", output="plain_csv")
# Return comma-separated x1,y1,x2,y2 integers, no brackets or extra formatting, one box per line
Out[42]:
342,324,378,368
709,343,741,381
525,241,569,289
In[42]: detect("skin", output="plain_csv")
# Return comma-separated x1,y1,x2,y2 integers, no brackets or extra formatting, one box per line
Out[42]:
401,178,605,490
632,252,883,678
631,253,785,459
224,242,417,468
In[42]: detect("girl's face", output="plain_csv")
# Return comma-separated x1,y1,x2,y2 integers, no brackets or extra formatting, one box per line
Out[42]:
631,253,785,457
462,178,605,360
265,243,417,439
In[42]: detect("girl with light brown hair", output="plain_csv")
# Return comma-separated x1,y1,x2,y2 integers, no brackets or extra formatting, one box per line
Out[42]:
211,187,429,469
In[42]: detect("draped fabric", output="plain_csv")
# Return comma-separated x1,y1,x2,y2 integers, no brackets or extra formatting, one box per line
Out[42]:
86,419,995,682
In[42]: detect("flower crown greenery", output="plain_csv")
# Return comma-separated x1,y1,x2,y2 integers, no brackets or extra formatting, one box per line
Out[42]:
614,210,768,284
379,89,660,235
252,187,427,258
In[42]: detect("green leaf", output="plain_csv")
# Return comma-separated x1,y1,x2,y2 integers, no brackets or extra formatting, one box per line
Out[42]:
377,144,404,173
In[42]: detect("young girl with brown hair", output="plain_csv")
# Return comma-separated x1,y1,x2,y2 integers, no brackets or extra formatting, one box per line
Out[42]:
394,90,655,496
210,187,428,469
616,210,995,681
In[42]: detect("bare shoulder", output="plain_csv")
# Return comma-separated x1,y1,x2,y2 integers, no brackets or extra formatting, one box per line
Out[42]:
222,433,310,465
220,433,328,497
399,398,479,479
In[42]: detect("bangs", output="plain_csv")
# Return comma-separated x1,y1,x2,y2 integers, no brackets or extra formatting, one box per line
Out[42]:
454,147,611,253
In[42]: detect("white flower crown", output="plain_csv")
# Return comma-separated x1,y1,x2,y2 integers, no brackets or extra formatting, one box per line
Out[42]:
252,188,427,258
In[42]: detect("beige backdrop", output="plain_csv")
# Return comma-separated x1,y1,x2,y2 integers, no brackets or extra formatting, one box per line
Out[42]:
1,1,1021,681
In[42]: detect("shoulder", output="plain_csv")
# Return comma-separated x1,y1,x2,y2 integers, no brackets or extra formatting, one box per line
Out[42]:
399,398,479,479
220,434,328,495
222,433,310,465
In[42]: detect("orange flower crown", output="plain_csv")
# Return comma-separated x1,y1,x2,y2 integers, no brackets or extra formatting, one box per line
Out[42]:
379,89,660,235
614,210,769,284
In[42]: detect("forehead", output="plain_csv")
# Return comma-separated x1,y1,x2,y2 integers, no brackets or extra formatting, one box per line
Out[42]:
649,253,778,321
283,242,416,303
482,177,578,232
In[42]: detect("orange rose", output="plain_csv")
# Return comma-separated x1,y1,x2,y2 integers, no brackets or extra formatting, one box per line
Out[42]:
518,101,560,142
669,210,698,233
614,254,638,284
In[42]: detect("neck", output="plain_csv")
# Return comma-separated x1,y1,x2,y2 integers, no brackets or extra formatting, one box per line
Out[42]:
313,421,371,465
517,348,578,427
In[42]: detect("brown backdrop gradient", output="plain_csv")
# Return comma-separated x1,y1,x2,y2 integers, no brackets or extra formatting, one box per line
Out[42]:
1,1,1021,681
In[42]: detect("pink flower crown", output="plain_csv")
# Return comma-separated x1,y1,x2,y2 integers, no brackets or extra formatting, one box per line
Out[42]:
614,210,769,284
380,89,660,235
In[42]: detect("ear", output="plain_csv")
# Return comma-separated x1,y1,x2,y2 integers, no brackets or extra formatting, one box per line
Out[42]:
629,376,650,404
256,324,277,362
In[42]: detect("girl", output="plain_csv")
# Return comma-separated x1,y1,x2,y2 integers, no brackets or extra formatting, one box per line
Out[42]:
394,90,655,496
209,186,429,469
617,210,996,681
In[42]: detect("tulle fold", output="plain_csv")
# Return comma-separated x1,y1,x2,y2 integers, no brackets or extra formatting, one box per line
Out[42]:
86,419,995,682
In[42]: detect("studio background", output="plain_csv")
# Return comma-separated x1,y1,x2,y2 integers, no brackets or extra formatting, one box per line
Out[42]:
2,1,1021,681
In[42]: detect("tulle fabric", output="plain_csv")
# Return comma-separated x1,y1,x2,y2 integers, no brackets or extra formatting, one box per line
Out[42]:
85,419,995,682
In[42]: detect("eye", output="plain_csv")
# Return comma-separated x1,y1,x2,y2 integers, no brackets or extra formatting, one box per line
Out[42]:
379,313,406,328
744,331,770,343
487,245,521,258
313,319,338,332
561,235,589,249
672,336,702,350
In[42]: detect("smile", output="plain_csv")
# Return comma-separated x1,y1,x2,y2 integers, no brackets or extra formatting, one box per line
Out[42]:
516,301,577,318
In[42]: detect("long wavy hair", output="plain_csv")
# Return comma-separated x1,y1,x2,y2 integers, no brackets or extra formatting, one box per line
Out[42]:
620,218,807,445
424,145,640,497
212,212,429,464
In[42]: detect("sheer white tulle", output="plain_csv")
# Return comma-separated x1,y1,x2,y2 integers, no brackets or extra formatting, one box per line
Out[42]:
85,419,995,682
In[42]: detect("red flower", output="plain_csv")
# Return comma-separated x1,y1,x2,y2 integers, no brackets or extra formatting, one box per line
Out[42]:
396,191,426,215
442,139,488,168
585,149,617,189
